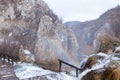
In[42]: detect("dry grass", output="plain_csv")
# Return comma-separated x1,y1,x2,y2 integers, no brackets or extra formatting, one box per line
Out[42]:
35,59,59,72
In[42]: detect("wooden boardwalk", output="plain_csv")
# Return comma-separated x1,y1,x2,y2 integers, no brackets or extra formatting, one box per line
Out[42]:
0,62,18,80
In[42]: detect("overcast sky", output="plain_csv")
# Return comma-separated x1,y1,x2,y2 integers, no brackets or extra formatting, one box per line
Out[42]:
43,0,120,22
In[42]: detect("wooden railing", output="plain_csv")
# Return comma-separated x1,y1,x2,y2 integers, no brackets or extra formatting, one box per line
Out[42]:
58,59,82,77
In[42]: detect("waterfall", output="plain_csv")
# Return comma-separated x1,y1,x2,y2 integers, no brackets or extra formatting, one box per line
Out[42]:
78,52,120,79
13,52,120,80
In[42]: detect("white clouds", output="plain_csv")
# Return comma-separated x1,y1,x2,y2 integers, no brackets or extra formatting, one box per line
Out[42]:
43,0,120,22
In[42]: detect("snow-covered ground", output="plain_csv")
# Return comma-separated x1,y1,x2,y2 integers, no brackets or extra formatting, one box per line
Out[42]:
14,63,78,80
13,53,120,80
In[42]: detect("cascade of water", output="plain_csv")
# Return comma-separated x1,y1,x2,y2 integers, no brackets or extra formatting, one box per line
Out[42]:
13,52,120,80
78,52,120,80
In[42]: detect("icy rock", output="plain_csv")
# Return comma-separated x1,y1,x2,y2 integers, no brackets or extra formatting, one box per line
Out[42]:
82,67,120,80
82,56,100,70
24,52,35,63
115,46,120,53
19,46,35,63
8,32,12,37
24,50,31,54
107,60,120,68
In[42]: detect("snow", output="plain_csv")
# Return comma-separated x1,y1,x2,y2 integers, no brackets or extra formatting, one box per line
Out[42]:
79,57,88,68
1,65,6,67
14,63,54,79
8,32,12,37
23,50,31,54
14,63,78,80
13,52,120,80
78,63,105,80
96,52,108,57
58,72,78,80
78,52,120,79
2,75,13,77
78,54,110,80
0,39,2,42
115,46,120,52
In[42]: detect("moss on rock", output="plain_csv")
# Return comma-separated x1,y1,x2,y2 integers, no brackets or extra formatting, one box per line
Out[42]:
82,67,120,80
83,56,99,70
99,41,120,53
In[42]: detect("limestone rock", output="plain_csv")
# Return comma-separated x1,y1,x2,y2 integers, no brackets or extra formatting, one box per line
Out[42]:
104,67,120,80
115,46,120,53
65,6,120,55
19,45,35,63
82,67,120,80
107,60,120,68
82,69,104,80
98,41,120,53
82,56,99,70
0,0,80,71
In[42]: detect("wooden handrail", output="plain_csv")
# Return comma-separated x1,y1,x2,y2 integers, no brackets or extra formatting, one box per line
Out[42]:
58,59,82,77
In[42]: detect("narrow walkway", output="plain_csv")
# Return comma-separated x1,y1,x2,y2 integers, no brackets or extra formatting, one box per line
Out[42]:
0,62,18,80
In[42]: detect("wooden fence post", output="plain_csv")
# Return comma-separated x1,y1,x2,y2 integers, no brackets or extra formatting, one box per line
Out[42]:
59,60,62,72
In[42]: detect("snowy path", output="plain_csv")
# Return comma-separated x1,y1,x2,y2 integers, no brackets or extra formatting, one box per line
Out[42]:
14,63,78,80
13,53,119,80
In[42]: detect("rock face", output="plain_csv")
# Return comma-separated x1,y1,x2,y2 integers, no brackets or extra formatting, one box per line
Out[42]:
82,56,99,70
82,69,104,80
0,0,80,71
81,52,120,80
65,6,120,54
99,41,120,53
82,66,120,80
0,0,120,72
19,45,35,63
115,46,120,53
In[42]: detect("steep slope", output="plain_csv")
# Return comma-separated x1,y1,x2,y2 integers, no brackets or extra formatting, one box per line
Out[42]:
65,6,120,54
0,0,80,71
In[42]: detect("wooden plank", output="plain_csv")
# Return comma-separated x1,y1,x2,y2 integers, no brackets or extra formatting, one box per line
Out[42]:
0,62,19,80
76,69,79,77
59,60,62,72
